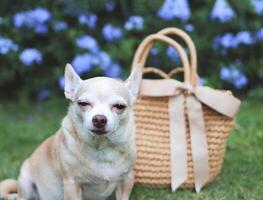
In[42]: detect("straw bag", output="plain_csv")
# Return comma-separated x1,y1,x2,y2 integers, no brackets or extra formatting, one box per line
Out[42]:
132,28,241,192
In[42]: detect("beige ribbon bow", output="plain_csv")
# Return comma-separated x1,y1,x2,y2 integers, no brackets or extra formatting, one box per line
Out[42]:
139,79,241,193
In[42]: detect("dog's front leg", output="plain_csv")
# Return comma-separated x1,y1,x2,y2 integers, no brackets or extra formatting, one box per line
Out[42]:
116,170,134,200
63,177,82,200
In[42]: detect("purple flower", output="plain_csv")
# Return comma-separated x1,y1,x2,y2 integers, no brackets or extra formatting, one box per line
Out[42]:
0,36,18,54
35,24,48,34
158,0,191,21
13,7,51,34
102,24,123,42
214,31,255,49
256,28,263,40
231,68,242,80
54,21,68,31
30,7,51,24
71,53,93,74
221,33,238,48
76,35,99,53
166,46,179,62
78,13,97,29
198,77,206,85
104,1,116,12
220,66,248,89
214,33,238,49
220,67,231,81
13,12,27,28
58,76,65,90
29,7,51,24
233,74,248,89
19,48,42,66
124,16,144,31
251,0,263,16
150,47,159,55
210,0,236,22
89,54,100,66
235,31,254,45
104,63,121,78
184,24,194,32
157,3,174,20
98,51,112,69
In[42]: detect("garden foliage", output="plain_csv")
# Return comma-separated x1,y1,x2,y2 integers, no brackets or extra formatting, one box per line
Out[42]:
0,0,262,99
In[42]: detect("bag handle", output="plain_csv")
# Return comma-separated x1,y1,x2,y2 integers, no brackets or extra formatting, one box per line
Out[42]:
157,28,198,85
143,67,170,79
142,67,185,80
168,67,184,78
132,34,191,84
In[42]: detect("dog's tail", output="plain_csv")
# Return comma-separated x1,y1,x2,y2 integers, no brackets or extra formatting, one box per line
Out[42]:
0,179,18,199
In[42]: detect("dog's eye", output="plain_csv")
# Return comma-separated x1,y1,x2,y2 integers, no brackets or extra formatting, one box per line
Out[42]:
77,101,91,107
112,103,126,110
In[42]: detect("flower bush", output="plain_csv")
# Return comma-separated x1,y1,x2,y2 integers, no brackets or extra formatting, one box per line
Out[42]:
0,0,262,99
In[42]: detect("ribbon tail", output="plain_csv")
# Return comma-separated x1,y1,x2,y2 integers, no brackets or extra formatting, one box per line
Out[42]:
194,86,241,118
169,95,188,192
187,96,210,193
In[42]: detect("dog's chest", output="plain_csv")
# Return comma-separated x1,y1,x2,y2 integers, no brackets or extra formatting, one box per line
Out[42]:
89,147,131,179
67,145,133,184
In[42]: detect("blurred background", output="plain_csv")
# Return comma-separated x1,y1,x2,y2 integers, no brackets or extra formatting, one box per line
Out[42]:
0,0,262,101
0,1,263,199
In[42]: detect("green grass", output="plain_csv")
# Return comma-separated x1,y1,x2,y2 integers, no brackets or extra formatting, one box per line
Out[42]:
0,98,262,200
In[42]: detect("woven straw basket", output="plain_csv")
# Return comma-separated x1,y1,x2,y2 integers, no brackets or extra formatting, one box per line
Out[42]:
132,28,239,190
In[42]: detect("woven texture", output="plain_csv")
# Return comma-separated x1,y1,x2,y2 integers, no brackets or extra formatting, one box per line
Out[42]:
134,94,234,188
132,27,236,189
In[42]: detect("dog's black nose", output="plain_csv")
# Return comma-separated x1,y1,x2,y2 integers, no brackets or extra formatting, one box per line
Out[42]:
92,115,107,128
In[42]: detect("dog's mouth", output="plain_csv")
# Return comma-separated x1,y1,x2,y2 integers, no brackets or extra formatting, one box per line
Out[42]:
90,129,108,135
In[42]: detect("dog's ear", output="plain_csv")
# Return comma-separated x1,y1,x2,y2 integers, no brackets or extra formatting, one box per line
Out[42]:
64,63,82,100
125,64,142,103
